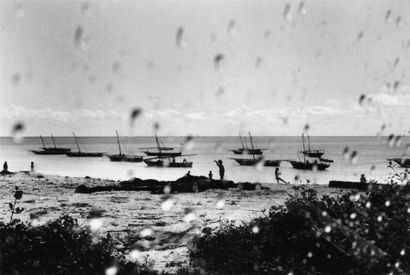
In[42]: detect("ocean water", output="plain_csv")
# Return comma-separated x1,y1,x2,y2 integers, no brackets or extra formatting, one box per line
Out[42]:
0,136,408,184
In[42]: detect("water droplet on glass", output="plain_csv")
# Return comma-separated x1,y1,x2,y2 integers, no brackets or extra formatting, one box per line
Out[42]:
215,86,224,97
303,123,309,132
176,27,185,49
227,19,236,35
81,2,91,17
74,26,88,50
255,56,262,68
129,249,141,259
14,4,25,19
161,197,175,211
11,73,21,86
139,228,154,238
105,266,118,275
385,9,392,23
11,121,25,143
350,213,357,219
112,61,120,74
400,249,406,256
357,31,364,42
214,54,225,69
377,215,383,222
283,3,292,22
89,218,103,231
216,199,225,209
324,225,331,233
252,225,259,233
307,252,313,258
184,209,197,222
396,16,402,27
358,94,366,105
163,185,171,194
298,1,306,15
349,151,358,165
385,200,390,207
365,201,371,208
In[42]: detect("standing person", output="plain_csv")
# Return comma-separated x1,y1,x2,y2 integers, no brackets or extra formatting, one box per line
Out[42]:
214,160,225,180
3,161,8,172
30,161,35,173
275,167,287,184
209,171,213,180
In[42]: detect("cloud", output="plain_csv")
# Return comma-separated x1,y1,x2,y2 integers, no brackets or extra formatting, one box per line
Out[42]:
0,105,122,124
370,92,410,106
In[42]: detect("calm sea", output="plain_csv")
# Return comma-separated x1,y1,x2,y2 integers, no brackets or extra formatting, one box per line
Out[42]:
0,136,408,184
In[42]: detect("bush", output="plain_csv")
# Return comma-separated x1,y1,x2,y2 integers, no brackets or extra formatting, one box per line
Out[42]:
0,215,157,275
190,184,410,274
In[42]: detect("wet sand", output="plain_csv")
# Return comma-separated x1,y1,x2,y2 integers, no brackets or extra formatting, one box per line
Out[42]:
0,172,347,272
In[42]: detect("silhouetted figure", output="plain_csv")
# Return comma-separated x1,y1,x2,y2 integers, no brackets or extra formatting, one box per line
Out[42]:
185,170,191,177
360,174,367,183
214,160,225,180
30,161,35,173
3,161,8,172
209,171,213,180
275,167,287,184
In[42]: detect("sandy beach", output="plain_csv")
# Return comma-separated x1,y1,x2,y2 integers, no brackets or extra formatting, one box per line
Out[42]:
0,171,348,272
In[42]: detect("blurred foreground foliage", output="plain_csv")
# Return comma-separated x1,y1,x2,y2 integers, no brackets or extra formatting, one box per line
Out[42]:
190,183,410,274
0,215,157,275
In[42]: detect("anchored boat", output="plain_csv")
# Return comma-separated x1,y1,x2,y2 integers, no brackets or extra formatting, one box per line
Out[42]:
140,134,182,157
289,134,331,170
230,133,266,155
65,132,104,157
143,156,193,168
301,133,324,158
31,135,71,155
230,132,280,167
105,131,143,162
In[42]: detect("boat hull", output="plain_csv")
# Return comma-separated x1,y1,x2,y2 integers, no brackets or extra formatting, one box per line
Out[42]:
231,149,264,155
106,154,143,162
66,152,104,157
143,151,182,157
31,149,70,155
231,158,281,167
143,159,192,168
302,150,324,158
388,158,410,168
290,161,329,171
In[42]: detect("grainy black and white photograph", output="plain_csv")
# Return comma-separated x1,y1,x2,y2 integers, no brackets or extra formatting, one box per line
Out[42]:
1,0,410,274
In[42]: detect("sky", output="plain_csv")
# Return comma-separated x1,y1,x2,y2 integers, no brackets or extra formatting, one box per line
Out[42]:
0,0,409,136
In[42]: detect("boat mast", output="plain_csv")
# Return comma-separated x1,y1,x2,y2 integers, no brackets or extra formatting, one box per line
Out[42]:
249,132,256,160
51,134,57,148
116,130,122,155
40,135,46,148
154,133,162,155
73,132,81,153
239,134,245,150
302,133,306,162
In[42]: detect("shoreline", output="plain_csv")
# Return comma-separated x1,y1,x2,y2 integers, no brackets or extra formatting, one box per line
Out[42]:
0,171,353,272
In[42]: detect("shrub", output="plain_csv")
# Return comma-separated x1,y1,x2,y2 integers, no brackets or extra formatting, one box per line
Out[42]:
0,215,157,275
190,184,410,274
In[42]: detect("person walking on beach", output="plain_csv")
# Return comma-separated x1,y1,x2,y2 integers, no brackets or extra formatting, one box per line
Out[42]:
275,167,287,184
3,161,8,172
30,161,35,173
214,160,225,180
